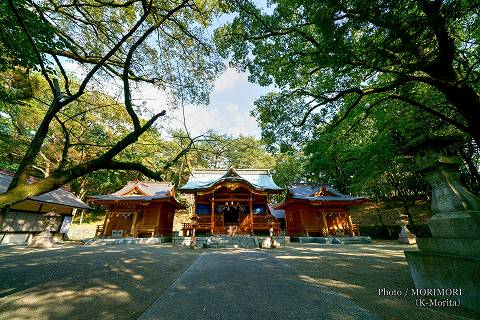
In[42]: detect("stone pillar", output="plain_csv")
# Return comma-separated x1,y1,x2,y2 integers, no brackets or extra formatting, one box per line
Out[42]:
402,135,480,312
397,216,416,244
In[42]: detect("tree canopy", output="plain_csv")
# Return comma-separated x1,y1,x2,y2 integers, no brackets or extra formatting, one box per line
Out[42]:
216,0,480,148
0,0,224,208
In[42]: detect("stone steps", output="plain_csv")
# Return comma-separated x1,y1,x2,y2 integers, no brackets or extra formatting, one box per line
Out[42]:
291,236,372,244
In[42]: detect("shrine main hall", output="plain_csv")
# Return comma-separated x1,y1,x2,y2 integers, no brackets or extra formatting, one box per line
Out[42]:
179,168,284,236
91,168,366,239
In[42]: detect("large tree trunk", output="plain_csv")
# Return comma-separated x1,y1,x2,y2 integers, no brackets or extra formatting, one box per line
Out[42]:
461,141,480,194
441,84,480,146
375,207,392,238
0,111,165,209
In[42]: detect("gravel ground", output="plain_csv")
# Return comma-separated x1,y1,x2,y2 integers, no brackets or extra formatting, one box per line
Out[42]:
0,241,478,320
265,241,478,320
0,244,200,320
139,250,378,320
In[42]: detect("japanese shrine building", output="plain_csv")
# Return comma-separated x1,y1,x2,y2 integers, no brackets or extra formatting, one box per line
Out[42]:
0,170,91,244
179,168,283,235
275,184,366,237
89,181,185,237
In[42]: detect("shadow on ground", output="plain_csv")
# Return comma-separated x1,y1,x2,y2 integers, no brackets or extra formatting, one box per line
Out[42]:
265,241,478,320
0,245,200,320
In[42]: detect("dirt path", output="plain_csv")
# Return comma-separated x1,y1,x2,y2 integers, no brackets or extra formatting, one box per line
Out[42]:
1,242,478,320
0,245,200,320
139,250,377,320
265,241,478,320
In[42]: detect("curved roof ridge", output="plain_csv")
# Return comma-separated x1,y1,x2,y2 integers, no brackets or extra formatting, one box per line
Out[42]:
180,167,282,193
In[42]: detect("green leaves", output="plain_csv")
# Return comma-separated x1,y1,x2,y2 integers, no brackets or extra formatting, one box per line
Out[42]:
0,0,66,71
217,0,480,146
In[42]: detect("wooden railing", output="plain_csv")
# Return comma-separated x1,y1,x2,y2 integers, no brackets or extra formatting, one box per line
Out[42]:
303,225,326,237
351,224,360,236
135,224,157,237
181,220,212,236
181,215,281,236
252,215,281,235
95,225,104,237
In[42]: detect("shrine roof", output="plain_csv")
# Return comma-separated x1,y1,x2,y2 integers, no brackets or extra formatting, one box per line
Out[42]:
268,204,285,219
179,168,283,193
275,184,366,209
88,181,180,203
288,184,366,202
0,170,91,210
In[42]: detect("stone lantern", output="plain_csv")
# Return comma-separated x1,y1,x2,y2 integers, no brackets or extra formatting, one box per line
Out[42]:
28,209,61,248
402,135,480,312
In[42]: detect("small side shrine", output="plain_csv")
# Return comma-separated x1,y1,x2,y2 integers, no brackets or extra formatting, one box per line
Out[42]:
89,181,185,238
275,184,366,236
0,170,91,244
179,168,283,235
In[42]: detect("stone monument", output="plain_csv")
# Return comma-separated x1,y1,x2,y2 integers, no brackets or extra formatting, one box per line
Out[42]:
397,214,416,245
28,209,60,248
403,135,480,312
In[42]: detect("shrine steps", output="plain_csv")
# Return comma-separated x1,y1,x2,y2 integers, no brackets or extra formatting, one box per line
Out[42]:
291,236,372,244
172,235,290,249
82,236,171,246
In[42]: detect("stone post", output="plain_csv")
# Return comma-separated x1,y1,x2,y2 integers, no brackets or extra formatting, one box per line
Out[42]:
396,215,416,245
402,135,480,312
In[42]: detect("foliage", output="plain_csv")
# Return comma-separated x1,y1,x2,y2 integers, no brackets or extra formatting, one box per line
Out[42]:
0,0,65,71
216,0,480,148
271,151,307,188
193,134,275,169
0,0,225,208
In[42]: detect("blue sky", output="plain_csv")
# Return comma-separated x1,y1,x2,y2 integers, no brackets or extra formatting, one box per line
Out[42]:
138,68,271,138
69,1,275,139
140,0,275,139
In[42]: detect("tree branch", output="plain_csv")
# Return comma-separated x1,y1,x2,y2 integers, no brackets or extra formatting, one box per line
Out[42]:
389,94,470,133
7,0,58,101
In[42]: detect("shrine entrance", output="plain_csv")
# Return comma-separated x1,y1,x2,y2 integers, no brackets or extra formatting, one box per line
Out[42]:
222,206,242,225
179,168,284,235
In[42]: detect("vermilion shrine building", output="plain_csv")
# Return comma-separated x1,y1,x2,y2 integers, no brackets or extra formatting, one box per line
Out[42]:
179,168,283,235
91,169,366,239
89,181,184,237
275,184,366,236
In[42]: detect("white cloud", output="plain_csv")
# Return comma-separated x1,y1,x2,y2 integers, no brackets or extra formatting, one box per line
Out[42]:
213,67,244,92
62,60,269,138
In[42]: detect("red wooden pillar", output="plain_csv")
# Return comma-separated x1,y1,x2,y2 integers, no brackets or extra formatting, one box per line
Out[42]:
156,203,162,236
322,211,328,236
249,193,253,234
211,195,215,234
103,211,111,237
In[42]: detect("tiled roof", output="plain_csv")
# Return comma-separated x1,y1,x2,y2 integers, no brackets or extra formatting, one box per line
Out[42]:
89,181,175,202
179,168,283,193
0,171,91,210
268,204,285,219
288,184,366,202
